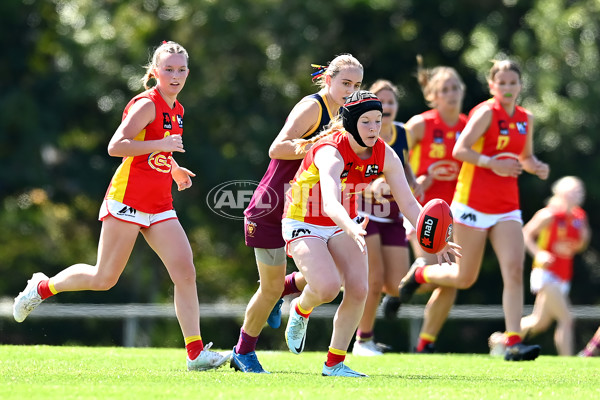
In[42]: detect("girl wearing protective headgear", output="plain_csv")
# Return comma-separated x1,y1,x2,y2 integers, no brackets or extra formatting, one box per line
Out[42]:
281,90,461,377
231,54,363,374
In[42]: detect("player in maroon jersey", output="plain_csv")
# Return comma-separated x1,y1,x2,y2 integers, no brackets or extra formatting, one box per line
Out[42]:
230,54,364,373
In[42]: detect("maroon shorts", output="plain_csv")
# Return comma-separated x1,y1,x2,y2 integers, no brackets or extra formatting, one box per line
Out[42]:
365,219,408,247
244,216,285,249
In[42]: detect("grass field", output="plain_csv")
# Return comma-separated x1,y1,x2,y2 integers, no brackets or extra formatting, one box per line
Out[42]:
1,345,599,399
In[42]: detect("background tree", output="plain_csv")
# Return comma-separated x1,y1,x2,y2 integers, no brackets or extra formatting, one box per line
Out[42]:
1,0,599,350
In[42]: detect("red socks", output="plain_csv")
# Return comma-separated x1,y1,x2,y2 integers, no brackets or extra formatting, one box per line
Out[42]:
326,348,346,367
415,267,427,284
416,333,435,352
185,336,204,360
37,280,56,300
505,332,521,347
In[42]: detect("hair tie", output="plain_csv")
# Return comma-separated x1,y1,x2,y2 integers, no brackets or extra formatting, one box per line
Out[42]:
162,40,168,44
311,63,328,81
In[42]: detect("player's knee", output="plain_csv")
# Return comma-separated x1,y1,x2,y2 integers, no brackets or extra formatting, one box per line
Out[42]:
558,313,574,328
90,275,119,291
456,275,477,289
345,280,369,303
259,282,283,300
170,265,197,287
316,282,342,303
503,264,524,286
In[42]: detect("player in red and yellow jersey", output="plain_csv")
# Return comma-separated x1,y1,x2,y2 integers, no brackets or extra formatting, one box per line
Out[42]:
398,59,549,361
399,57,468,354
489,176,590,356
13,41,229,372
104,87,184,215
281,91,461,377
231,54,364,374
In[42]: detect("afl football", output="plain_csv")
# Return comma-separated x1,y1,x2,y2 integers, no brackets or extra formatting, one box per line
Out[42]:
417,199,453,254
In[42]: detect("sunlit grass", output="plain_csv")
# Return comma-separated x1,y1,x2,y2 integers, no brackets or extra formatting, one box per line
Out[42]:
1,345,599,399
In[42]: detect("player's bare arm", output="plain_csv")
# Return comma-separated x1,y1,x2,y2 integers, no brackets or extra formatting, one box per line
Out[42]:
268,99,321,160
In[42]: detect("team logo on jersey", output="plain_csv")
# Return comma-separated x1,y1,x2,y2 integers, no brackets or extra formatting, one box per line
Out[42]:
365,164,380,177
498,120,509,135
427,160,460,181
148,152,173,173
176,114,183,128
433,129,444,143
355,165,364,172
246,220,257,237
516,121,527,134
163,113,172,129
341,163,351,178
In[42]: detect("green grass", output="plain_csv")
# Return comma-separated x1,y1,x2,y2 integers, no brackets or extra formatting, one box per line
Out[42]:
1,345,599,399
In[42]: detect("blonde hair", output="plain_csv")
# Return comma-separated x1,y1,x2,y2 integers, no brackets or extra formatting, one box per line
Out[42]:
141,41,189,90
294,115,344,155
313,53,363,89
488,59,522,83
547,176,585,208
416,55,465,108
369,79,399,99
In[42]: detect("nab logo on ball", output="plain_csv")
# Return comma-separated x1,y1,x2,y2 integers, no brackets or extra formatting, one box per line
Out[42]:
206,180,279,220
417,199,453,254
419,215,438,251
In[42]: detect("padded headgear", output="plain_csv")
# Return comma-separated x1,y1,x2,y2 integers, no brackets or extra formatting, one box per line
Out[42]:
342,90,383,148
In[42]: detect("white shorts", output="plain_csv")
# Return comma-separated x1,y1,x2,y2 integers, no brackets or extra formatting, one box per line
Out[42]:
529,268,570,295
282,216,363,257
99,199,177,228
450,202,522,230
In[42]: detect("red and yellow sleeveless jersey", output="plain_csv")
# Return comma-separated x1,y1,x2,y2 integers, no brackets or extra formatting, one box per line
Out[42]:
105,88,184,214
409,109,466,205
534,206,587,281
453,98,529,213
284,131,386,226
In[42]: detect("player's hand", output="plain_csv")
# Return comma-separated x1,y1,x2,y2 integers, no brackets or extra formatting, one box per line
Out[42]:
436,241,462,266
416,174,433,194
162,134,185,153
533,250,554,268
172,166,196,191
490,158,522,177
351,216,369,254
370,178,391,204
411,182,425,203
534,160,550,180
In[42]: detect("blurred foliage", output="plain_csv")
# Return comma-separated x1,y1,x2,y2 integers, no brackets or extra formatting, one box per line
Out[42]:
2,0,600,316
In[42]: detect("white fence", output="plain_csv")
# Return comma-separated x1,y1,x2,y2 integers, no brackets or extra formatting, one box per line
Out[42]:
1,300,599,347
